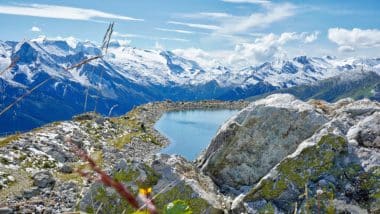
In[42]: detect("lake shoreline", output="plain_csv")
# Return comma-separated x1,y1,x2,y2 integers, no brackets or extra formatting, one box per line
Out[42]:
123,99,250,161
0,99,249,212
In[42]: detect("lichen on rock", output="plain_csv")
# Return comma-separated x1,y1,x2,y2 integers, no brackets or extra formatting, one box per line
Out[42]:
198,94,328,193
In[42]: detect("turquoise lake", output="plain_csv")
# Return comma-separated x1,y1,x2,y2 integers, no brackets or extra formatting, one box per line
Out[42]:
154,109,239,160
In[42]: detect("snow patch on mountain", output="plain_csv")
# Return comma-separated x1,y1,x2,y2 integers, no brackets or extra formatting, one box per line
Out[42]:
1,37,380,92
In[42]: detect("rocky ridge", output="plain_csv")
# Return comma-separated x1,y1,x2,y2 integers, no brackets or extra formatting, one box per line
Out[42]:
1,94,379,213
0,100,247,213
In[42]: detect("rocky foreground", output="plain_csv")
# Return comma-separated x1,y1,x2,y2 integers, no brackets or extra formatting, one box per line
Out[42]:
198,94,380,213
0,95,379,213
0,100,247,213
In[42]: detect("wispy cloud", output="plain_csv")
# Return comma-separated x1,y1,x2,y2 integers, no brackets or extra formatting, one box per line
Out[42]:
181,12,233,19
175,2,296,35
114,32,189,42
168,21,221,31
155,27,194,34
160,37,189,42
221,0,271,5
0,4,143,21
114,32,151,39
30,26,41,32
220,3,297,34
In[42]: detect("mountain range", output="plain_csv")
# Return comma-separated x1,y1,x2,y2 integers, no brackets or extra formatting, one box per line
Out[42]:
1,37,379,134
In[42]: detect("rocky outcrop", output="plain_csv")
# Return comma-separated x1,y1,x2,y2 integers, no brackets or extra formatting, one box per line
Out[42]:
1,95,379,213
0,100,246,213
79,155,224,213
198,94,328,193
198,94,380,213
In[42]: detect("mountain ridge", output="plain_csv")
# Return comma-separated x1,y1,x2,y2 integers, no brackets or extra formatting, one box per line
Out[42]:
1,37,380,134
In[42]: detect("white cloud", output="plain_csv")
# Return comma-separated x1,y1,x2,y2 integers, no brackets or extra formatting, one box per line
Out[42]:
155,28,194,34
175,31,319,67
221,0,271,4
159,37,189,42
114,32,149,39
304,31,319,43
277,31,319,44
177,2,296,34
168,21,221,31
220,3,296,34
117,40,131,46
173,48,222,68
182,12,233,19
0,4,142,21
338,46,355,53
328,28,380,52
30,26,41,32
229,33,282,65
199,12,233,18
228,31,318,66
114,32,188,42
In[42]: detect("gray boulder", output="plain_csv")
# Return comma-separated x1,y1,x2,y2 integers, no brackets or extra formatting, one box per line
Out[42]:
353,112,380,148
32,171,55,189
0,207,13,214
198,94,328,192
22,187,40,199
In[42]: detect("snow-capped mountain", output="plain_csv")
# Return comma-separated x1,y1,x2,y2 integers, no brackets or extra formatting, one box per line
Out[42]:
0,37,379,133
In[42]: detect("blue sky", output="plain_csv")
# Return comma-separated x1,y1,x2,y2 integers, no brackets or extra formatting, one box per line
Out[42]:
0,0,379,62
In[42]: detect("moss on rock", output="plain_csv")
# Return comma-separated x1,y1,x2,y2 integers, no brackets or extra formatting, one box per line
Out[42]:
0,134,20,147
155,184,210,214
247,134,347,201
244,133,380,213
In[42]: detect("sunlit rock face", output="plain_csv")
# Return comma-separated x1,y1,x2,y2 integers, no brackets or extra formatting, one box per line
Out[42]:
198,94,328,193
198,94,380,213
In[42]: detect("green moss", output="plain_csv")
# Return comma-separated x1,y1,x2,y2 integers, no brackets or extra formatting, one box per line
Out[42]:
113,169,140,183
0,134,20,147
55,171,83,183
258,178,288,199
0,157,10,164
326,204,335,214
137,164,161,188
345,163,363,178
112,132,159,149
56,151,103,183
164,200,192,214
358,172,377,191
52,121,61,126
110,106,161,149
155,184,210,214
87,186,135,214
371,191,380,199
22,158,57,169
372,167,380,177
247,134,348,201
258,203,275,214
85,206,95,214
0,169,33,202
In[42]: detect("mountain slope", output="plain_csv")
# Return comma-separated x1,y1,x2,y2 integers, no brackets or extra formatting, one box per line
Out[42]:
248,71,380,102
1,37,380,133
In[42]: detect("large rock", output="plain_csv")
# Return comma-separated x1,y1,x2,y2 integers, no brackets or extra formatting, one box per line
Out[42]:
198,94,328,192
349,112,380,148
223,96,380,213
32,171,55,189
